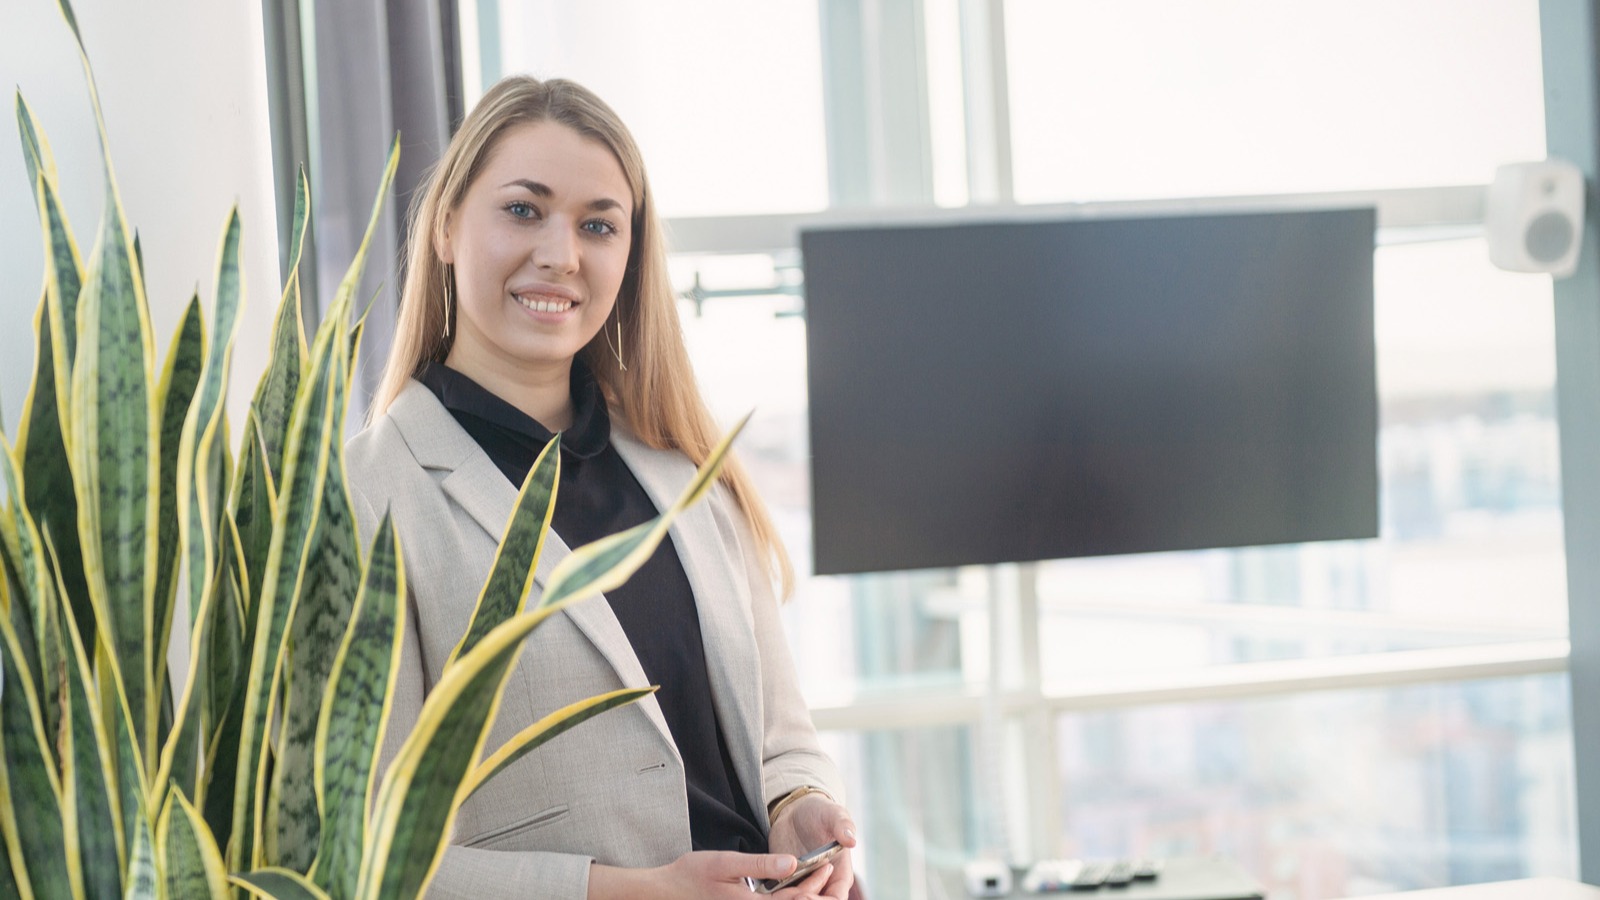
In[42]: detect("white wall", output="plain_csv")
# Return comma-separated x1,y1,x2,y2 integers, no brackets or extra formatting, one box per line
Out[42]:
0,0,281,439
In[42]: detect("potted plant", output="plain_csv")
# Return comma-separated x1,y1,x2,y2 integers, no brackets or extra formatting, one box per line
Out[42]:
0,2,740,896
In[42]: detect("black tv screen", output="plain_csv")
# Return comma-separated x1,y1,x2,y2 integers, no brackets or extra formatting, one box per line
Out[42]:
802,207,1378,576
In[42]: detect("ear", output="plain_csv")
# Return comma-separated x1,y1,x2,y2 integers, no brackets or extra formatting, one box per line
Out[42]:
435,210,456,264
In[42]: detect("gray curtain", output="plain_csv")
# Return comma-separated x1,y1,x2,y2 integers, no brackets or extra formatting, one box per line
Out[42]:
261,0,464,421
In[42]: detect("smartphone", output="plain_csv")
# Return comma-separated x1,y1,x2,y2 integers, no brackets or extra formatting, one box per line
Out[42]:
749,841,844,894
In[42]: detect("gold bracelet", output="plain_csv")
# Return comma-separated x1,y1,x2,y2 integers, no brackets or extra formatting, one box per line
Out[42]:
768,785,833,824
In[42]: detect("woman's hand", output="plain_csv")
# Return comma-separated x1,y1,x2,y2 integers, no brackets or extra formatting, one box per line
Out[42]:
766,793,858,900
588,851,834,899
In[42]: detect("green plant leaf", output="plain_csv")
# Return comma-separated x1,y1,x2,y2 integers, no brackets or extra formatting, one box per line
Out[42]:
16,94,84,372
0,833,20,900
0,436,64,749
15,92,59,210
446,435,560,667
356,603,565,900
0,745,35,900
288,166,311,292
46,526,124,896
197,518,247,798
124,805,159,900
0,491,23,585
201,624,247,854
269,340,360,872
97,635,149,880
153,294,204,739
249,266,305,487
463,687,655,802
165,209,245,818
132,230,145,293
178,208,244,635
156,510,243,805
16,289,91,654
198,517,250,849
540,411,751,610
159,787,228,900
347,319,365,380
68,220,158,759
312,512,403,899
0,609,69,899
231,413,278,612
231,325,341,872
331,137,399,317
11,159,85,740
21,165,92,645
164,207,242,862
60,0,163,769
55,0,83,57
62,626,124,898
233,867,332,900
356,591,653,899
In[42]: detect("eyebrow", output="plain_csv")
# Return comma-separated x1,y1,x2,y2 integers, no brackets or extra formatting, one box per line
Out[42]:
501,178,626,214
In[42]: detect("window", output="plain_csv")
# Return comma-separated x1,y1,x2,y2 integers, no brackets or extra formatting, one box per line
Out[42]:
463,3,1575,896
1051,676,1576,895
1005,0,1546,203
468,0,829,216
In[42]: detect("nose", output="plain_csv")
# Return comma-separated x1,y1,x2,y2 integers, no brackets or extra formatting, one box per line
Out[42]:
533,218,580,274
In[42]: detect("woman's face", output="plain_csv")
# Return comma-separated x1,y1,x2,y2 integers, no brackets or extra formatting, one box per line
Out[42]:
440,120,634,380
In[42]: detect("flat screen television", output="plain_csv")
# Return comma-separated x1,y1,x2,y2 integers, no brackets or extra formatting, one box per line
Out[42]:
801,207,1379,576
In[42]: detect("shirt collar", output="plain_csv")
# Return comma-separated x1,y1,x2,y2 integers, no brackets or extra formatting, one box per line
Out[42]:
416,357,611,460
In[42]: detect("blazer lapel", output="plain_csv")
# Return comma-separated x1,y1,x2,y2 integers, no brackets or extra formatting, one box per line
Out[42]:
440,453,519,544
387,381,679,762
612,431,765,819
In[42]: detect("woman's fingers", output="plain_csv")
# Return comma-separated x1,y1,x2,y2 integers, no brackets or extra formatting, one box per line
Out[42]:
736,851,798,882
823,852,855,899
687,849,797,884
775,863,833,898
783,796,858,851
663,850,805,897
823,803,859,848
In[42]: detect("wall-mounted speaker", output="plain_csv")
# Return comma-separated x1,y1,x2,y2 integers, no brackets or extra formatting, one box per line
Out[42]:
1486,159,1586,279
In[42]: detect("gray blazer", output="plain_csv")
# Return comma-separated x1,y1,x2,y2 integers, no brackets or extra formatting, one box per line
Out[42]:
345,380,842,899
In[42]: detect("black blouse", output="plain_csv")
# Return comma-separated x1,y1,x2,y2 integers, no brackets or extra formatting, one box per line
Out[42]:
416,360,768,854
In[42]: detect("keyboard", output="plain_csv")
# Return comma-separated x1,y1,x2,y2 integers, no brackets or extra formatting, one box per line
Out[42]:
1021,858,1162,893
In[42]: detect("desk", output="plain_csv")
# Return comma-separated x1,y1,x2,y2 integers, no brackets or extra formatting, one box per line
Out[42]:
938,862,1599,900
1348,878,1600,900
939,857,1264,899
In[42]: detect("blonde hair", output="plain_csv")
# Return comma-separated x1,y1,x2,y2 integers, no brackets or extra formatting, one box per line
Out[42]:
371,75,794,596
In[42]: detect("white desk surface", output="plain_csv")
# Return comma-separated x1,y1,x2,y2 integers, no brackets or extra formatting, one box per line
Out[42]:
1349,878,1600,900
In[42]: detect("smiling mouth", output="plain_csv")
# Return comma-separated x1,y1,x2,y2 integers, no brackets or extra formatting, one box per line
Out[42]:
513,293,576,314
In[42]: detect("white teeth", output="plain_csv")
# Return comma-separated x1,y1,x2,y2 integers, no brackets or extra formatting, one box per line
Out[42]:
514,294,573,313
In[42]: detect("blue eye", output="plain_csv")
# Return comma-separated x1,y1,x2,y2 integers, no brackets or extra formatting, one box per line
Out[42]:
506,201,537,219
583,219,619,237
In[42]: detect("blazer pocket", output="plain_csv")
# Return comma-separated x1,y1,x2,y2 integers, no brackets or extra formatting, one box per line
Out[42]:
461,804,572,850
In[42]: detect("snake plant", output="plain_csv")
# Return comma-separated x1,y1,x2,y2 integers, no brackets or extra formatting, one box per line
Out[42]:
0,2,739,897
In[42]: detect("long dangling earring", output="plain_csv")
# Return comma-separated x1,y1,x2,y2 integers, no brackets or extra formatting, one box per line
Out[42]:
603,306,626,371
441,263,454,340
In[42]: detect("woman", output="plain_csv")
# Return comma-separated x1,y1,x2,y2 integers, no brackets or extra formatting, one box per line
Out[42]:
345,76,856,899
